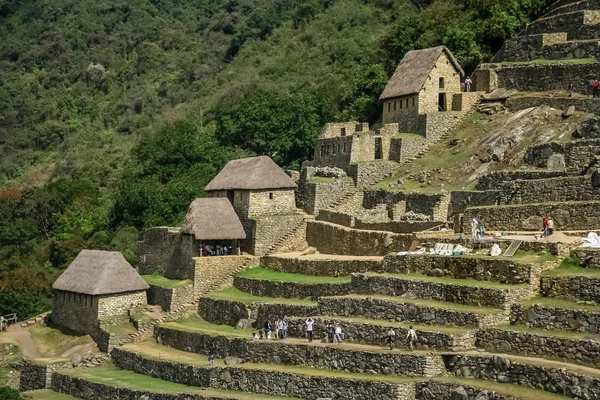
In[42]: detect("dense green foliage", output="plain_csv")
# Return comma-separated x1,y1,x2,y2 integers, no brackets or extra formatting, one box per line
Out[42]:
0,0,550,318
0,386,21,400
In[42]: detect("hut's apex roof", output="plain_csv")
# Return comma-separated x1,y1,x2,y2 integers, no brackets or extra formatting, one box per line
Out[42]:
52,250,149,295
181,198,246,240
205,156,297,191
380,46,464,100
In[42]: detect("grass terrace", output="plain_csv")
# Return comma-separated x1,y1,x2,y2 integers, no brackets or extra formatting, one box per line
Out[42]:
238,267,352,284
161,316,255,338
393,133,425,139
325,315,473,336
498,57,598,66
142,272,193,289
23,390,79,400
309,176,353,184
523,296,600,312
544,257,600,278
376,272,528,290
498,324,600,341
29,323,95,359
208,287,317,306
435,377,573,400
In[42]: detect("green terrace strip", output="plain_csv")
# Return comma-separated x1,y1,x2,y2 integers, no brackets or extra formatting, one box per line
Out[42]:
435,376,572,400
62,364,301,400
523,296,600,312
324,315,473,336
544,262,600,278
486,58,598,66
208,287,317,306
496,352,600,380
309,176,353,184
497,324,600,341
23,390,79,400
393,133,425,139
104,323,138,335
375,272,528,289
238,267,352,284
161,316,255,338
142,272,193,289
329,294,505,314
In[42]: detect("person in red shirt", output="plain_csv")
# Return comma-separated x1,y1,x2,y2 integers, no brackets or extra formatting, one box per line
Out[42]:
593,80,600,98
542,216,549,237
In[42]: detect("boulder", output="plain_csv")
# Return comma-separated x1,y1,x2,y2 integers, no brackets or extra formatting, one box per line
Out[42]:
223,356,244,365
450,386,469,400
475,391,489,400
236,318,255,330
563,105,575,118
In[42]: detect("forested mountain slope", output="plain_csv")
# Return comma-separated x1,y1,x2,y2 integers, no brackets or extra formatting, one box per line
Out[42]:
0,0,550,317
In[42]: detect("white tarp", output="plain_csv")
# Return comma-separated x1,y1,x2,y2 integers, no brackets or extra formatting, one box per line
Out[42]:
582,232,600,248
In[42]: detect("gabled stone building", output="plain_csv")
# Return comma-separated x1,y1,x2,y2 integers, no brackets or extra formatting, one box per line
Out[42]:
52,250,149,334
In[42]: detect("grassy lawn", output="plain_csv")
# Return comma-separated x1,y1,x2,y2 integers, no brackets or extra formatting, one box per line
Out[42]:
309,176,353,184
29,323,94,358
162,316,256,338
377,272,526,290
104,323,138,335
23,390,80,400
523,296,600,312
498,324,599,341
393,133,425,139
142,272,192,289
334,294,504,314
438,377,572,400
544,259,600,278
323,315,473,336
238,267,351,284
208,287,317,306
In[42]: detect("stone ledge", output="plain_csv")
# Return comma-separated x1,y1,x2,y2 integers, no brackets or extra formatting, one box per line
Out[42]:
573,248,600,268
511,302,600,333
260,254,384,277
233,275,353,300
540,275,600,302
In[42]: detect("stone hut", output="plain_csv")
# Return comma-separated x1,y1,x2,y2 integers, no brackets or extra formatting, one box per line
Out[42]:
180,197,247,256
52,250,149,334
205,155,298,219
380,46,464,127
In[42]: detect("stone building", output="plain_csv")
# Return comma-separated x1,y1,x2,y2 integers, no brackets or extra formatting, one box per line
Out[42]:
180,197,246,256
380,46,464,128
52,250,149,334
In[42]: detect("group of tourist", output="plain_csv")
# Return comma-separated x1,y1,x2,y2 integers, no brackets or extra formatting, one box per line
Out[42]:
255,317,289,340
201,244,233,257
470,218,486,240
386,326,418,350
567,80,600,97
543,216,555,237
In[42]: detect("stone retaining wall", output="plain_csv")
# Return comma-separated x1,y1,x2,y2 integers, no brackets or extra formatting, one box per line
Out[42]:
318,296,508,328
476,328,600,368
524,139,600,175
416,380,532,400
316,210,441,233
540,275,600,302
573,248,600,268
351,273,532,309
306,220,414,256
233,275,353,300
154,326,446,377
363,190,445,219
450,190,499,215
147,284,194,312
507,96,600,116
193,255,258,296
498,175,600,205
476,170,566,191
511,303,600,333
382,254,537,285
111,348,415,400
260,255,383,277
297,173,354,214
443,353,600,400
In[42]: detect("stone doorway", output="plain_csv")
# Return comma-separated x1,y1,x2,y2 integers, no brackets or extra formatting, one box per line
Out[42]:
374,137,383,160
438,93,447,111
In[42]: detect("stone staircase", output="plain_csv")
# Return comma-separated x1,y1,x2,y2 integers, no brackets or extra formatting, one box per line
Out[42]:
264,212,314,255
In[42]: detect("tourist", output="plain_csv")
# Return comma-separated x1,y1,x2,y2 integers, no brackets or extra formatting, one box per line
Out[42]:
478,217,485,238
264,320,272,340
568,83,574,97
407,326,418,350
282,319,288,339
306,318,314,342
543,216,549,237
471,218,479,240
259,330,264,340
593,80,600,98
327,323,335,343
0,316,6,332
208,342,216,366
253,332,259,341
274,317,280,340
387,328,396,350
277,317,285,340
334,325,344,343
547,218,555,236
464,76,472,92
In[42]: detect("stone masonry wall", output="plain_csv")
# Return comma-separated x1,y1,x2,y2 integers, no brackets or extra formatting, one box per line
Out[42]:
389,136,425,163
499,33,600,62
573,248,600,268
363,190,445,220
154,326,445,377
476,327,600,368
193,255,258,296
111,348,415,400
316,209,442,233
382,94,420,125
260,255,383,276
540,275,600,302
450,190,499,215
245,214,304,256
137,227,194,279
498,175,600,204
507,96,600,116
146,284,194,312
233,275,353,300
247,189,297,218
296,173,354,214
416,380,540,400
97,291,147,317
52,290,99,334
306,220,414,256
419,52,462,114
476,170,566,190
511,303,600,333
524,139,600,175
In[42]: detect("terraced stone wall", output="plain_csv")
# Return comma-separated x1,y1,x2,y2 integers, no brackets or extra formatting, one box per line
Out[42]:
244,214,304,256
497,31,600,62
260,255,384,276
147,284,194,312
416,380,529,400
476,328,600,368
233,276,353,300
524,139,600,175
382,254,537,285
111,348,416,400
511,303,600,333
193,255,258,296
443,353,600,399
306,220,413,256
347,160,399,189
363,190,445,220
498,175,600,205
573,248,600,268
316,210,441,233
476,170,566,191
540,275,600,302
507,96,600,115
450,190,499,214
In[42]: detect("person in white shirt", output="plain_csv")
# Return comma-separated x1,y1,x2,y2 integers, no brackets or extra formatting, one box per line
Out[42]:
334,325,344,343
387,328,396,350
252,332,259,340
407,326,418,350
306,318,314,342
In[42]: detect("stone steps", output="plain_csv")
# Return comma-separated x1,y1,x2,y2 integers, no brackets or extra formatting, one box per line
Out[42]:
511,296,600,333
525,10,600,38
476,325,600,368
317,294,509,328
546,0,600,17
351,272,533,309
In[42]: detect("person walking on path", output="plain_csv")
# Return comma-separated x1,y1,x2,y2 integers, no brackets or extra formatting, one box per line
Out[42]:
568,83,574,97
478,217,485,238
465,76,472,92
407,326,418,350
547,218,555,236
471,218,479,240
334,325,344,343
264,320,272,340
208,342,216,366
282,319,288,339
306,318,314,342
274,317,280,340
542,216,549,238
327,323,335,343
387,328,396,350
593,80,600,98
277,317,285,340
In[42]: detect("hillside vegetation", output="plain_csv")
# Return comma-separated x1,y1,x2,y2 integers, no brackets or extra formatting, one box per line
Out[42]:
0,0,551,318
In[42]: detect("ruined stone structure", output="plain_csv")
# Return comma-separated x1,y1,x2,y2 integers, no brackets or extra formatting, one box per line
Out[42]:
51,250,149,334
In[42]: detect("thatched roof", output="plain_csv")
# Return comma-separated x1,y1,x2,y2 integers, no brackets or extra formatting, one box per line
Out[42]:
205,156,297,191
53,250,149,295
380,46,464,100
181,198,246,240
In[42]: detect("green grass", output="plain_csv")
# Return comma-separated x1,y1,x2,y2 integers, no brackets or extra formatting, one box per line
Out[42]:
393,133,425,139
0,336,22,386
323,315,473,336
523,296,600,312
309,176,353,184
238,267,351,284
142,272,193,289
63,364,300,399
104,323,138,335
208,287,317,306
162,316,256,338
498,324,599,341
335,294,504,314
437,377,572,400
377,272,526,290
29,323,94,358
23,390,80,400
544,258,600,278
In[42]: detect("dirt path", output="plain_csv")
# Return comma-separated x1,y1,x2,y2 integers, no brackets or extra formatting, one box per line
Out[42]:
6,325,42,359
270,252,383,261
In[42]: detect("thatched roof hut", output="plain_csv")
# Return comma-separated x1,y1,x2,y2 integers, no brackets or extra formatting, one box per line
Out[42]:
380,46,464,100
53,250,149,295
181,198,246,240
205,156,297,191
